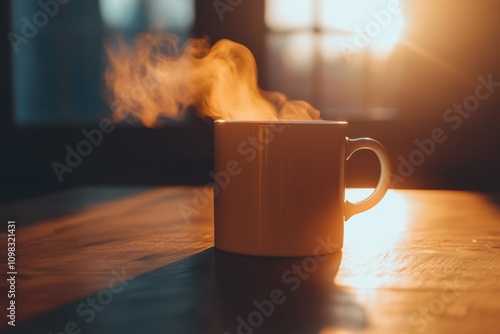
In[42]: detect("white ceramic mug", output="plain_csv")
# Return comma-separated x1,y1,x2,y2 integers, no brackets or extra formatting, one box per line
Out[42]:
214,120,391,256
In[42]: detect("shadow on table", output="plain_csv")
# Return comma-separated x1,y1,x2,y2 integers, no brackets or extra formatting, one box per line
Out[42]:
211,249,367,334
0,187,152,227
12,248,367,334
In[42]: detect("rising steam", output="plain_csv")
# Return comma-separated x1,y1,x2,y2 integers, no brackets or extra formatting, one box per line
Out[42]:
104,32,320,127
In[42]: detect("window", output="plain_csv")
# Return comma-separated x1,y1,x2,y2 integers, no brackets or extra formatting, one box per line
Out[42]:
11,0,195,126
265,0,405,120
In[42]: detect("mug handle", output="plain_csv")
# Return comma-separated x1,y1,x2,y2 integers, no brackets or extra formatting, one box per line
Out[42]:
344,138,392,220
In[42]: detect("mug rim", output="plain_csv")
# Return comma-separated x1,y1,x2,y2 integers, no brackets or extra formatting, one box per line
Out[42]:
214,120,347,125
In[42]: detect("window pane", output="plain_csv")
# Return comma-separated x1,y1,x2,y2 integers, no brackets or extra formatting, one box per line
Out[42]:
266,32,316,103
320,0,395,31
264,0,401,120
320,0,405,57
265,0,314,31
12,1,106,125
319,34,399,120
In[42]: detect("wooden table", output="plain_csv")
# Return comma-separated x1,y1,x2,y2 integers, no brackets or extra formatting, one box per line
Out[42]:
1,187,499,333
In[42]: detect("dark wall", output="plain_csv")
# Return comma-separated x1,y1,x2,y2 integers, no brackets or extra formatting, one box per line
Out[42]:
195,0,267,86
0,0,13,126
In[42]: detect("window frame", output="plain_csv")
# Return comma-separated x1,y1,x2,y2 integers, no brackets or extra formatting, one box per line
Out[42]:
263,0,402,121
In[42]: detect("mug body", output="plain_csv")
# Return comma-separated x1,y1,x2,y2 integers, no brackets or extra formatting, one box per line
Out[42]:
214,120,348,256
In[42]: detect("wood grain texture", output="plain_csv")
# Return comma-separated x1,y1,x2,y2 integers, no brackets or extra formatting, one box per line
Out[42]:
0,187,214,323
0,187,499,333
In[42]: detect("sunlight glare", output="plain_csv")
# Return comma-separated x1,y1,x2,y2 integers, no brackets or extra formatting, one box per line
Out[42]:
321,0,405,58
335,189,411,289
266,0,406,60
343,189,409,252
265,0,314,31
320,0,401,31
370,14,405,58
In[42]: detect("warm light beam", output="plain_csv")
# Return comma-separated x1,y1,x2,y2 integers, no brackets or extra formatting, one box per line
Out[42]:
402,40,472,83
335,189,411,290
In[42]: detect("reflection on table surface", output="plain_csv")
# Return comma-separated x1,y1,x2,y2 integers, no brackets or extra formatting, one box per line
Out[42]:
1,187,500,333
